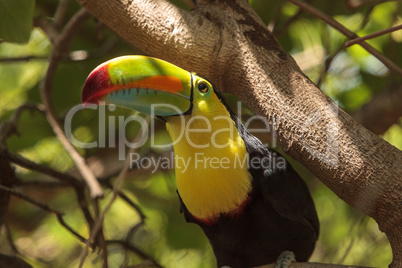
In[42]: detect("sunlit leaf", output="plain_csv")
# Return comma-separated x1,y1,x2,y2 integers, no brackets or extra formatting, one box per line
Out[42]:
0,28,50,117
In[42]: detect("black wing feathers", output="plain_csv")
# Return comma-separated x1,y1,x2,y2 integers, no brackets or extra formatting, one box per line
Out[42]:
234,115,319,239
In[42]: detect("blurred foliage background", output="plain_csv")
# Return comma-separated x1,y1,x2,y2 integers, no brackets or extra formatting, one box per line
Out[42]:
0,0,401,267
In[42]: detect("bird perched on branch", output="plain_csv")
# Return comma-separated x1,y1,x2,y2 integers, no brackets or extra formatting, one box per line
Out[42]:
82,55,319,268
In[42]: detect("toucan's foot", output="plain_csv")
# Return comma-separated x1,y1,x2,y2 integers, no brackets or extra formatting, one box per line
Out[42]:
275,251,296,268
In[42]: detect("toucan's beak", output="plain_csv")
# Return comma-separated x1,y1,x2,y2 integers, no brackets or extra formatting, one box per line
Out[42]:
82,55,193,116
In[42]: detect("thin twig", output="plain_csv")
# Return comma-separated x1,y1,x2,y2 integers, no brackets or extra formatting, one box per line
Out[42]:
39,8,103,198
268,1,284,33
53,0,71,28
34,17,59,45
91,198,109,268
5,151,82,187
103,174,147,266
0,55,49,62
0,184,86,243
117,191,146,224
316,46,343,87
272,0,314,38
286,0,402,76
347,0,394,9
55,214,87,244
0,104,45,145
272,7,303,37
104,181,146,224
106,240,163,268
0,105,80,189
0,185,64,214
79,116,150,268
75,188,95,246
4,222,20,255
317,5,375,87
17,180,69,189
345,24,402,47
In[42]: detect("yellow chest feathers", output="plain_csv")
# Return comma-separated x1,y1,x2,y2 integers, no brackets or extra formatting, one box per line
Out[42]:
166,98,252,220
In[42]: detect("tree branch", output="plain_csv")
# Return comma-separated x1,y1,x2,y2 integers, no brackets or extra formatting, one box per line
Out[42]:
106,240,162,268
3,223,20,255
286,0,402,76
345,24,402,47
0,104,45,145
0,184,86,243
0,104,79,187
39,8,103,198
5,151,82,187
79,118,149,268
104,180,146,224
77,0,220,79
0,104,46,231
53,0,71,29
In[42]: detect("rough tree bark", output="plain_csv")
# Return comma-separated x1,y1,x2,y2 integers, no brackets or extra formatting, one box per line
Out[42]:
76,0,402,266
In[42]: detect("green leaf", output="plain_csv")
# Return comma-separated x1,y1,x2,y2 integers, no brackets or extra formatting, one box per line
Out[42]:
0,28,50,117
0,0,35,43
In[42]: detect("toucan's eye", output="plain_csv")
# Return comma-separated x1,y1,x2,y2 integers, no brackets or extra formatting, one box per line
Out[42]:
197,82,209,93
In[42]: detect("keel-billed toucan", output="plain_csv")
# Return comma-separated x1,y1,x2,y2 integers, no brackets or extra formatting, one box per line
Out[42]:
82,56,319,268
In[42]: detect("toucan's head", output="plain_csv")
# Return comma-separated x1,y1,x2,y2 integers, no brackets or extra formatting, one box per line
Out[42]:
82,56,252,220
82,55,225,121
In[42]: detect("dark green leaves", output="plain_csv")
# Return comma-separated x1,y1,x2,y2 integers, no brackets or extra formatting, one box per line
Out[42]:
0,0,35,43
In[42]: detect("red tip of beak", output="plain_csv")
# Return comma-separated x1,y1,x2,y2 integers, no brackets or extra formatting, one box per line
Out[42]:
82,64,110,104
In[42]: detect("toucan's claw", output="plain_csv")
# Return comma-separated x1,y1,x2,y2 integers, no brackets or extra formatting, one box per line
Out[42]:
275,251,296,268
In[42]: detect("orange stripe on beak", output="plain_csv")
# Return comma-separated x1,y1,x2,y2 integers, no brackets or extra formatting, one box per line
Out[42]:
129,75,184,93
